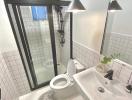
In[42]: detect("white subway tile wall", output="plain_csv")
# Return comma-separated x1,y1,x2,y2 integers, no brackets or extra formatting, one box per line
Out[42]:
0,52,19,100
2,51,30,96
112,59,132,85
105,32,132,85
107,32,132,65
73,41,100,68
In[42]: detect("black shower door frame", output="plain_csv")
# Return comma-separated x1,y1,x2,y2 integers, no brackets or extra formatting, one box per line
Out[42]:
4,0,71,90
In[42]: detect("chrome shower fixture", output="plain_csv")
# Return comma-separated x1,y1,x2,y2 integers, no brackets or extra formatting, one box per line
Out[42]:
55,6,65,47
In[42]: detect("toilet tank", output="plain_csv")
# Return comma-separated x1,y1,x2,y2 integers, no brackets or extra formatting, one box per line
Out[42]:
67,60,76,77
73,59,85,73
67,59,85,78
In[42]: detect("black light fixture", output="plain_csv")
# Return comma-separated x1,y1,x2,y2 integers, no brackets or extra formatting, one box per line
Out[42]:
67,0,86,13
108,0,122,12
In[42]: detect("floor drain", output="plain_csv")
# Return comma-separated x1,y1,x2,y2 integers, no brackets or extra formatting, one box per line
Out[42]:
98,87,105,93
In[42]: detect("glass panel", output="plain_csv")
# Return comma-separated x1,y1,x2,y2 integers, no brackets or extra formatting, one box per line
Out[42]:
53,6,70,74
20,6,55,84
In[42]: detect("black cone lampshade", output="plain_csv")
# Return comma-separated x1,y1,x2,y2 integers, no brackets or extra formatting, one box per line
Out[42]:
108,0,122,11
67,0,86,12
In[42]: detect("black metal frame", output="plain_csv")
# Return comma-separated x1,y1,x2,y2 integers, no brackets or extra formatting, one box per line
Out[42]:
70,12,73,59
4,0,73,90
100,3,110,54
4,0,70,6
4,3,33,89
47,6,58,76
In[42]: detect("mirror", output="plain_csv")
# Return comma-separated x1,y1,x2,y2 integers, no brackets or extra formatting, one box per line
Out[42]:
73,0,108,53
101,0,132,65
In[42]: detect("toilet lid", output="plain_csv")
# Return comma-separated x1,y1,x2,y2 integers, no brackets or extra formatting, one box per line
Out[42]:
67,59,76,77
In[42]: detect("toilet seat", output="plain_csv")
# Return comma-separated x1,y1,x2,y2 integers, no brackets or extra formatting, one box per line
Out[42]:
50,60,81,91
50,74,71,90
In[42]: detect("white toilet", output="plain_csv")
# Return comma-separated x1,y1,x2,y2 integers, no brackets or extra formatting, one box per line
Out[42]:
50,59,85,99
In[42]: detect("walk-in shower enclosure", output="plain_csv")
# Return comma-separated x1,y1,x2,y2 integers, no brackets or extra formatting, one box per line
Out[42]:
4,0,72,90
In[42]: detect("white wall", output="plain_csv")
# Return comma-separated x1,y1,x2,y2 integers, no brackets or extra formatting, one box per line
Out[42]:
73,0,109,53
0,0,17,52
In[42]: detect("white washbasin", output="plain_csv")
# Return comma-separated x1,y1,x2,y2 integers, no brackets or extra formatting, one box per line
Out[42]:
73,68,132,100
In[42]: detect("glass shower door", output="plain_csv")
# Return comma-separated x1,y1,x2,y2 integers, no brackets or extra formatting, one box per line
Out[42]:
5,0,71,90
18,6,57,85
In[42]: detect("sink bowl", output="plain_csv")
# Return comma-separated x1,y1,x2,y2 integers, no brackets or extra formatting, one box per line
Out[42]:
73,68,131,100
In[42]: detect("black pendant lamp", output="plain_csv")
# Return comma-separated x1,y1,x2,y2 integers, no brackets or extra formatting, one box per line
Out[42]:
67,0,86,12
108,0,122,11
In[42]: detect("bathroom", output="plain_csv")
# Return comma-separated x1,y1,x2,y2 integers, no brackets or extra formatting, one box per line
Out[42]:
0,0,132,100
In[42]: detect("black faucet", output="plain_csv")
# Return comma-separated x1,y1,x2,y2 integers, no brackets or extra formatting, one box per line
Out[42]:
104,69,114,80
126,72,132,93
126,85,132,93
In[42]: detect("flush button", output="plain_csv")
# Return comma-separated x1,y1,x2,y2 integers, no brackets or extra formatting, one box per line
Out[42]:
98,87,105,93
